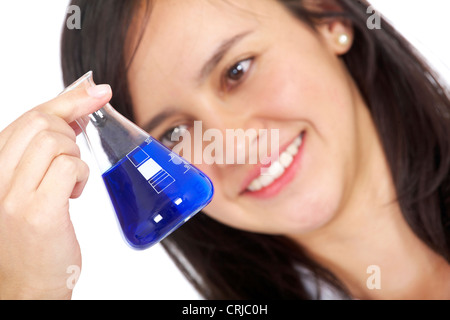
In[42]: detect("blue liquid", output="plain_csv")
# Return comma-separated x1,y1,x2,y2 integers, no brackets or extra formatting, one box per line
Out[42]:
102,138,214,249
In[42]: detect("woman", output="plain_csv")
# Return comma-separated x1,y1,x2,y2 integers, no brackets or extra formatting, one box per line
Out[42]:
0,0,449,299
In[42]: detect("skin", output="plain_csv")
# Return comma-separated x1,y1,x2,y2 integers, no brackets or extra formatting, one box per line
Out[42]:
0,0,448,299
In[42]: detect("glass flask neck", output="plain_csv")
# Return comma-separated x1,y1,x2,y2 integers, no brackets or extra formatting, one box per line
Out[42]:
62,71,150,173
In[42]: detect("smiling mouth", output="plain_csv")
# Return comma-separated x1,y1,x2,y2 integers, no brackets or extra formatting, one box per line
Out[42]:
246,132,305,193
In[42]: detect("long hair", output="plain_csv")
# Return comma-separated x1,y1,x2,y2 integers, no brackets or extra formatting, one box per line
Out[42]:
61,0,450,299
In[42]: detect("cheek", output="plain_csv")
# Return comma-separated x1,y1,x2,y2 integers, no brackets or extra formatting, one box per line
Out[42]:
245,41,355,128
241,58,306,119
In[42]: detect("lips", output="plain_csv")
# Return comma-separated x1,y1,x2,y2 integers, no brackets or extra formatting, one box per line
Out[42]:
240,131,305,197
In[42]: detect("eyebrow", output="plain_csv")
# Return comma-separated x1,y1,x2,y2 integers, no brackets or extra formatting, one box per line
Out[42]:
198,30,254,83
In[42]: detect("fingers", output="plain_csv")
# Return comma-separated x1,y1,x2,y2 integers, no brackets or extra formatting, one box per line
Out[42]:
10,131,82,194
0,111,75,157
0,82,112,151
0,112,76,187
0,80,112,196
38,155,90,206
36,84,112,125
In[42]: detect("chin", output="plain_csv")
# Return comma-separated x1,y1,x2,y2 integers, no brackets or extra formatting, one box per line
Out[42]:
276,188,342,235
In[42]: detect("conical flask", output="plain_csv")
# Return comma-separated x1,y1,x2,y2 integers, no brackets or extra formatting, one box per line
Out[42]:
63,71,214,249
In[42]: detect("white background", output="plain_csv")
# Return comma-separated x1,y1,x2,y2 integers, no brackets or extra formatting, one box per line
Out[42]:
0,1,449,300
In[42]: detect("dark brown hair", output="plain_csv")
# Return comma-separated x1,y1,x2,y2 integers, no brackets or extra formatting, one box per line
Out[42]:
61,0,450,299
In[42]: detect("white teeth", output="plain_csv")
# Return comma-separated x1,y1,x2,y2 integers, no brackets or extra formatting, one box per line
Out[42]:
266,161,285,179
248,179,262,192
279,152,294,168
259,174,276,188
246,133,304,192
294,135,303,147
286,144,298,156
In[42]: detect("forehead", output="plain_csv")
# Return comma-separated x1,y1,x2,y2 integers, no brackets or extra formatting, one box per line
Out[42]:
128,1,275,89
133,0,271,53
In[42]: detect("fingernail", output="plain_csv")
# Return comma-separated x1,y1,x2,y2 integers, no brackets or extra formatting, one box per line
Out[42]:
87,84,111,98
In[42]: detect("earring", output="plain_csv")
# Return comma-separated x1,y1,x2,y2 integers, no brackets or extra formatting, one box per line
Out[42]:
338,33,350,46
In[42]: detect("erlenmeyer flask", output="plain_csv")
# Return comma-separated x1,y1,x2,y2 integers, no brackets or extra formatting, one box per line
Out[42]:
63,71,214,249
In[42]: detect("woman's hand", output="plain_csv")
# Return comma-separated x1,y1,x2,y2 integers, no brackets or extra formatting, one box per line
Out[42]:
0,83,112,299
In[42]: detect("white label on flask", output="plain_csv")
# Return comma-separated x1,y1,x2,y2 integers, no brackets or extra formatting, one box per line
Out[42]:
138,159,162,180
128,146,176,194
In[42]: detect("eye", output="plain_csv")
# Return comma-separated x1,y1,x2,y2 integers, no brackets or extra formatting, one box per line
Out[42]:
224,58,253,88
160,124,190,149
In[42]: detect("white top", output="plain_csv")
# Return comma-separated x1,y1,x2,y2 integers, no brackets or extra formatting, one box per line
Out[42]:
297,266,349,300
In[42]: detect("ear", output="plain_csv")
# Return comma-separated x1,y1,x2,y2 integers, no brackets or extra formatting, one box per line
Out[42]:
316,19,354,56
302,0,354,56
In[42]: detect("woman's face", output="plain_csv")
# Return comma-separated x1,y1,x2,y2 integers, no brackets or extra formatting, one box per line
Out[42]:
128,0,372,236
